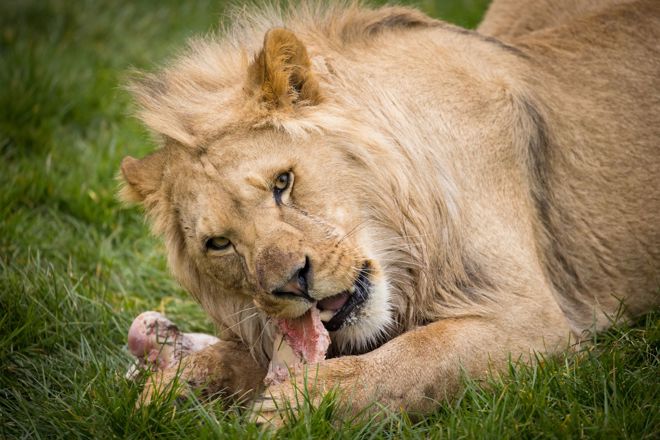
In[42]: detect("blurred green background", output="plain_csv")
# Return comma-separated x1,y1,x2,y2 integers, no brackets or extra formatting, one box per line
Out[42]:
1,1,658,438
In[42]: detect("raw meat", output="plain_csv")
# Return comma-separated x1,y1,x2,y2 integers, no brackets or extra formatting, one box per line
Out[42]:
265,307,330,385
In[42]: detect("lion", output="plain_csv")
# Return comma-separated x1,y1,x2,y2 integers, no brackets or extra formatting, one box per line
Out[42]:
119,0,660,425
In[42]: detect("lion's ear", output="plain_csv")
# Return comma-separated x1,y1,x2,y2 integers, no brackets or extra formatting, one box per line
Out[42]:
119,150,166,203
248,28,322,109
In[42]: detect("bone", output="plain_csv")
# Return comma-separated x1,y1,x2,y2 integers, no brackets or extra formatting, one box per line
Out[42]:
264,307,331,386
264,332,301,386
125,311,219,380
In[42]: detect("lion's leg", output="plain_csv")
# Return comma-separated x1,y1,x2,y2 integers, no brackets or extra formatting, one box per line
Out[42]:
138,339,267,406
254,298,573,424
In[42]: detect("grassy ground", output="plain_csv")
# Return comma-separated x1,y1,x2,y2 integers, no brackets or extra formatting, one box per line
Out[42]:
1,0,658,438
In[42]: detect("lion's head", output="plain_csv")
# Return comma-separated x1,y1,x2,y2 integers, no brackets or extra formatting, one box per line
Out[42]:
119,21,404,363
120,5,501,365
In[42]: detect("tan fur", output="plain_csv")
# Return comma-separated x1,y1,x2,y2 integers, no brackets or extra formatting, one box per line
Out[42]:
120,0,660,424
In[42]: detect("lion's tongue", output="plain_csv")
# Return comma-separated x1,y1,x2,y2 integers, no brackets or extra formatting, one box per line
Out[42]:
318,291,350,312
277,307,330,364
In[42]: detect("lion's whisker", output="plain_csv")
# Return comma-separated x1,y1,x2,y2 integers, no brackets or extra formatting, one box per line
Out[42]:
250,317,272,358
225,305,258,319
337,219,373,244
224,312,260,333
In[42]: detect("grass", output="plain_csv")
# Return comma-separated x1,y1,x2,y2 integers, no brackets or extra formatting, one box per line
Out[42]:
0,0,658,438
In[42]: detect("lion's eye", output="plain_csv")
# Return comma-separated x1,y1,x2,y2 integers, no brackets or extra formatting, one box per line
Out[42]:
206,236,231,251
274,172,290,191
273,171,293,204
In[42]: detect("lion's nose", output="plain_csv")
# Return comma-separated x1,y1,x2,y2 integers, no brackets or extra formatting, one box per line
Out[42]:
255,245,313,300
272,256,311,300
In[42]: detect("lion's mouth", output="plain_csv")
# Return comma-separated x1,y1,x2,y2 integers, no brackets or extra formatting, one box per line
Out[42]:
316,262,372,331
269,262,373,370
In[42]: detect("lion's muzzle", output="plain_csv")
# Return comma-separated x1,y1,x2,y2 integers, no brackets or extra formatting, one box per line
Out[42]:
255,245,310,297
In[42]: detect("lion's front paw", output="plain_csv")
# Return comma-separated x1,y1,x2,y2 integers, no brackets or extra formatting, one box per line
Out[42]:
250,356,368,428
136,367,191,408
250,378,314,429
250,394,289,429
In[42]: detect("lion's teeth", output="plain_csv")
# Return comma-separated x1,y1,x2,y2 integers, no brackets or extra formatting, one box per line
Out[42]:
349,286,356,294
319,310,335,322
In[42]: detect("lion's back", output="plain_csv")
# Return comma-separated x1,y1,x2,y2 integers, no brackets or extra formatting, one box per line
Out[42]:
517,0,660,319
